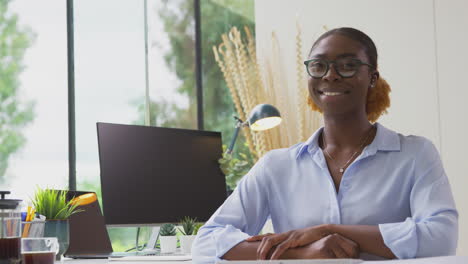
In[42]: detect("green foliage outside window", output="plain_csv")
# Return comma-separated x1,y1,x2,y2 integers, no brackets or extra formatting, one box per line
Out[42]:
0,0,35,183
201,1,256,189
134,0,256,190
219,144,255,190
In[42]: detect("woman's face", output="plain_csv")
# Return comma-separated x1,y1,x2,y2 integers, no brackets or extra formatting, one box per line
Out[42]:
308,34,376,117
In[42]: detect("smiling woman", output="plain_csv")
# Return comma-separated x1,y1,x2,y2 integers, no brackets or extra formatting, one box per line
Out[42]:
191,27,458,263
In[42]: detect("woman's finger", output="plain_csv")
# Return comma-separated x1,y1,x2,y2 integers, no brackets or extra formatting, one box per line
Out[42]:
258,236,276,260
335,235,359,258
330,241,349,259
269,239,293,260
256,235,270,259
246,233,273,242
257,233,286,260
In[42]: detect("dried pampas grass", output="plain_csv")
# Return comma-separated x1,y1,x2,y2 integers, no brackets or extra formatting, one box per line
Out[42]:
213,24,322,160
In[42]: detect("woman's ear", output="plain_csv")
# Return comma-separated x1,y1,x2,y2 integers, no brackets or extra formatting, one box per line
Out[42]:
370,71,380,88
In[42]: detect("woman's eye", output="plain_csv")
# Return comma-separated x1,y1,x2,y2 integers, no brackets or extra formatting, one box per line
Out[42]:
342,62,358,69
310,63,325,70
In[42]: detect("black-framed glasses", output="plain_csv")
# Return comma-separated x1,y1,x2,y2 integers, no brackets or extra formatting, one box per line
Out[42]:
303,58,374,78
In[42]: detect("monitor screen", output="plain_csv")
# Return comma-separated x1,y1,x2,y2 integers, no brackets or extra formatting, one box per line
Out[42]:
96,122,227,226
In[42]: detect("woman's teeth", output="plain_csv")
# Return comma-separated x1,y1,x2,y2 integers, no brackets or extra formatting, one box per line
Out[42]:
322,91,343,96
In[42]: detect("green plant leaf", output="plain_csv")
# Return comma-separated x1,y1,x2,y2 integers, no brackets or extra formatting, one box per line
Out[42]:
178,216,197,235
193,223,203,235
31,187,82,220
159,223,176,236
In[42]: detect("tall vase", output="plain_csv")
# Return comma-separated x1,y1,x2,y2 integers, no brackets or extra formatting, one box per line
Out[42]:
44,219,69,260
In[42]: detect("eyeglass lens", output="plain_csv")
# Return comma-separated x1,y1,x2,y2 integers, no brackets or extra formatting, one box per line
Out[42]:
307,58,361,78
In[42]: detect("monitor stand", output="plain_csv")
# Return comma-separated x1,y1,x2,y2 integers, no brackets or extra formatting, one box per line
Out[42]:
108,226,161,257
110,226,188,258
141,226,160,254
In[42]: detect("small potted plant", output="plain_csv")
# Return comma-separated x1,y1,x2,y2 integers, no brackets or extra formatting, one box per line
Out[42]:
32,188,82,259
159,223,177,253
194,223,203,235
178,217,198,254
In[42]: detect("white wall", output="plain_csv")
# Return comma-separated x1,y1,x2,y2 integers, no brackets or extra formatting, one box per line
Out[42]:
255,0,467,255
435,0,468,256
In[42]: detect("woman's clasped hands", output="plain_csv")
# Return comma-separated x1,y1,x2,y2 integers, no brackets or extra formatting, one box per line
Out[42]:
245,226,360,260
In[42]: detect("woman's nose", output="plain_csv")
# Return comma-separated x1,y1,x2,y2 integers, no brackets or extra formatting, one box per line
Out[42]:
323,64,341,81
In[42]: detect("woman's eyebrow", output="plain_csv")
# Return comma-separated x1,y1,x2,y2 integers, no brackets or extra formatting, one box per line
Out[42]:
309,53,325,59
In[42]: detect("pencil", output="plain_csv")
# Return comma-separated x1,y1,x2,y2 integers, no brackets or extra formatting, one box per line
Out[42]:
22,207,34,237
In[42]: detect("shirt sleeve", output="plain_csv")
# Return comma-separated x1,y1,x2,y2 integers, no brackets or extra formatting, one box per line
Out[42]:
379,139,458,259
192,154,271,264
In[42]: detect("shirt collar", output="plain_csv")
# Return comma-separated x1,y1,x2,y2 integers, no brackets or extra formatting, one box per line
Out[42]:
295,127,323,159
295,122,400,160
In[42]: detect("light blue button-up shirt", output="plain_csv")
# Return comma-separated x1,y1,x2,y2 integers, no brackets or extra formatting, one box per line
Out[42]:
192,123,458,263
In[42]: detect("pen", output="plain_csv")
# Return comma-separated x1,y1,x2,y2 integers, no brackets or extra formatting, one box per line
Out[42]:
22,206,34,237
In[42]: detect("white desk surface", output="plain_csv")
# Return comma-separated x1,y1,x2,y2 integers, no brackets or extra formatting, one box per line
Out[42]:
59,256,468,264
61,259,190,264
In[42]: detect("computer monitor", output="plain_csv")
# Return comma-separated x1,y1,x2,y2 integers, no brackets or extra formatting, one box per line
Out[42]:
96,122,227,227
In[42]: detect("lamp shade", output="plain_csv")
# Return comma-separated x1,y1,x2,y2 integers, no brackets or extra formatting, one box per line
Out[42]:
248,104,282,131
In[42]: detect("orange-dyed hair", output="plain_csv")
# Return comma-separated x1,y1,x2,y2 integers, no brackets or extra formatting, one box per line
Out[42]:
307,77,391,123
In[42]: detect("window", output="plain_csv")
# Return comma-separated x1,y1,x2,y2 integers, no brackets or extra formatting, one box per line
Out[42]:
147,0,197,129
74,0,149,252
1,0,255,253
201,0,256,186
1,0,68,201
74,0,198,251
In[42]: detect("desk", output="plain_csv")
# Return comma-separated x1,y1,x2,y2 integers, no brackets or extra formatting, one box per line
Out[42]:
61,260,188,264
60,256,468,264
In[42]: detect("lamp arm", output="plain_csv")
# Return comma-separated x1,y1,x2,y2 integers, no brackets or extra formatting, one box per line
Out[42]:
226,126,241,155
226,117,246,155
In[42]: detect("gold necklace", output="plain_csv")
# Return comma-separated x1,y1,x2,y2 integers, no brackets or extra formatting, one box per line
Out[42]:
322,125,375,174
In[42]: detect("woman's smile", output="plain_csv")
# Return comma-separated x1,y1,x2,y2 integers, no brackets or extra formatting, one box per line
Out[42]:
317,89,350,102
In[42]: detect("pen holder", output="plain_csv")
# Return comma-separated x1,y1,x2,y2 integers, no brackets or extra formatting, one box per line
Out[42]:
22,221,46,238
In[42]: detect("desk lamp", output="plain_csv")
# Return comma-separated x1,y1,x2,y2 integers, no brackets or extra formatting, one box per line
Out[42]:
226,104,282,155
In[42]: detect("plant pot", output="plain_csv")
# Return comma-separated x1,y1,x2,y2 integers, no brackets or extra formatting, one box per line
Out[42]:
44,219,69,260
179,235,196,254
159,236,177,253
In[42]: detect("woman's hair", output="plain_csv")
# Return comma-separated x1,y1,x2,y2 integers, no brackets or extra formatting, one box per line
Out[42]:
307,27,391,123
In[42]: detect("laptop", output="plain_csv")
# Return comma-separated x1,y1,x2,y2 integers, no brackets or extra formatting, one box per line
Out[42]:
62,190,192,260
62,190,114,259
